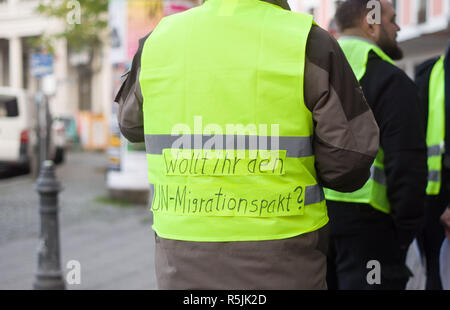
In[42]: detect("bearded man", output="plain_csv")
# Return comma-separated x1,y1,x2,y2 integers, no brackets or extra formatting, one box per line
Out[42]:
324,0,427,290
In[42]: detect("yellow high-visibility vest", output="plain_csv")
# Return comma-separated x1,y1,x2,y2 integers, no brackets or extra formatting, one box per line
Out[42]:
139,0,328,241
426,56,445,195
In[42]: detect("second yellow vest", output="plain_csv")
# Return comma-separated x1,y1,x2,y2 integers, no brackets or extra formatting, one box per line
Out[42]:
324,38,394,214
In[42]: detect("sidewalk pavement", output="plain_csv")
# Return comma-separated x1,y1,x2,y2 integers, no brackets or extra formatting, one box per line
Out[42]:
0,151,157,290
0,150,427,290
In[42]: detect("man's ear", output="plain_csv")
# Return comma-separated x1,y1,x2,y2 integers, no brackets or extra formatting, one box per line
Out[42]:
361,14,378,40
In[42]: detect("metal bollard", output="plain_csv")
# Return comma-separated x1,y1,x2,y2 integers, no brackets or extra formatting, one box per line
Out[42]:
33,160,66,290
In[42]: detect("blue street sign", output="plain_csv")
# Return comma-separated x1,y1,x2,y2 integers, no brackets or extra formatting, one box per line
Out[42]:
31,53,54,78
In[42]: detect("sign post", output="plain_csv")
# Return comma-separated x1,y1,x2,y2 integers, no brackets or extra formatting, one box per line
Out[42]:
30,54,66,290
31,53,54,175
31,53,54,78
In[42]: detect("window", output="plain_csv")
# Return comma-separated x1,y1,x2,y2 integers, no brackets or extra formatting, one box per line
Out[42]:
0,96,19,118
418,0,427,24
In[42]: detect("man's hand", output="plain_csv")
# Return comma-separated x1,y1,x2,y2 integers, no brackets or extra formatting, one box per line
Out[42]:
441,207,450,240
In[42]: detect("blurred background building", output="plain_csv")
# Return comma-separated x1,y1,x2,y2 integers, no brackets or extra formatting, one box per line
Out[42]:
0,0,111,151
0,0,448,138
290,0,450,77
0,0,112,114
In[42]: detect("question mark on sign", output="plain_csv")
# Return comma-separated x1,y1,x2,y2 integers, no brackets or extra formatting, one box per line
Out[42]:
294,186,304,210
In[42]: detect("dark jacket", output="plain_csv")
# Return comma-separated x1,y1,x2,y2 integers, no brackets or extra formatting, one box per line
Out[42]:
328,51,428,251
115,13,379,194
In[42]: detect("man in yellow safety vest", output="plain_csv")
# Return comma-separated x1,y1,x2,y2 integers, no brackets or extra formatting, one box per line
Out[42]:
116,0,379,289
325,0,428,290
414,42,450,290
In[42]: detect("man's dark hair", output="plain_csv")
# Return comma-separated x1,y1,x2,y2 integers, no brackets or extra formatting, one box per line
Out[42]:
335,0,379,32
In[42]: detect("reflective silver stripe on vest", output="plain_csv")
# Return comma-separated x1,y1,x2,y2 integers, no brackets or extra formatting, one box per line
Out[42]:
145,134,313,158
304,184,325,206
428,144,443,157
370,165,387,186
428,170,440,182
148,183,155,206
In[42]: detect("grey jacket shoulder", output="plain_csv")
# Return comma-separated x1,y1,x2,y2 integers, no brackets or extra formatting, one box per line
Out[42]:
115,33,150,143
305,26,379,192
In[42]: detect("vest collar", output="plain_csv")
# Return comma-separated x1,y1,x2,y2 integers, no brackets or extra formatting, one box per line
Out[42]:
202,0,290,10
339,36,379,47
339,36,395,64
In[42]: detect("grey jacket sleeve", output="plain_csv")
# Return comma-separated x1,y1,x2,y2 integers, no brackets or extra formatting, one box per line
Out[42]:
304,26,380,192
116,67,144,143
115,35,148,143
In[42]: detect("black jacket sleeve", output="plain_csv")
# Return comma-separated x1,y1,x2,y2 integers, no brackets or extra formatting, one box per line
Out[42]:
361,53,428,249
414,56,440,128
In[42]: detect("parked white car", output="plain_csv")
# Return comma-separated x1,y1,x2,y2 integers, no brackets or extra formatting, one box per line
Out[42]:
0,87,37,172
0,87,64,176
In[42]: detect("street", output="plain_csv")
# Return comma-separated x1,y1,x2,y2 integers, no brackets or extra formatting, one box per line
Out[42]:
0,150,428,290
0,151,157,290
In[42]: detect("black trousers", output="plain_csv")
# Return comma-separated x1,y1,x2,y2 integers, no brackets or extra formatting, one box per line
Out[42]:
416,194,447,290
326,205,412,290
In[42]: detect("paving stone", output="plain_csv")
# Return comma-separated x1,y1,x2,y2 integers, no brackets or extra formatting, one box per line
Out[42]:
0,151,156,290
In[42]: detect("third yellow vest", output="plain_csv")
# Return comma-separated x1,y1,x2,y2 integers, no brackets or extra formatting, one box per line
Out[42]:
426,56,446,195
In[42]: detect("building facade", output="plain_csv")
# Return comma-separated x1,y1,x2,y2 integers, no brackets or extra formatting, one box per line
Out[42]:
0,0,111,150
3,0,446,113
393,0,449,76
290,0,450,77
